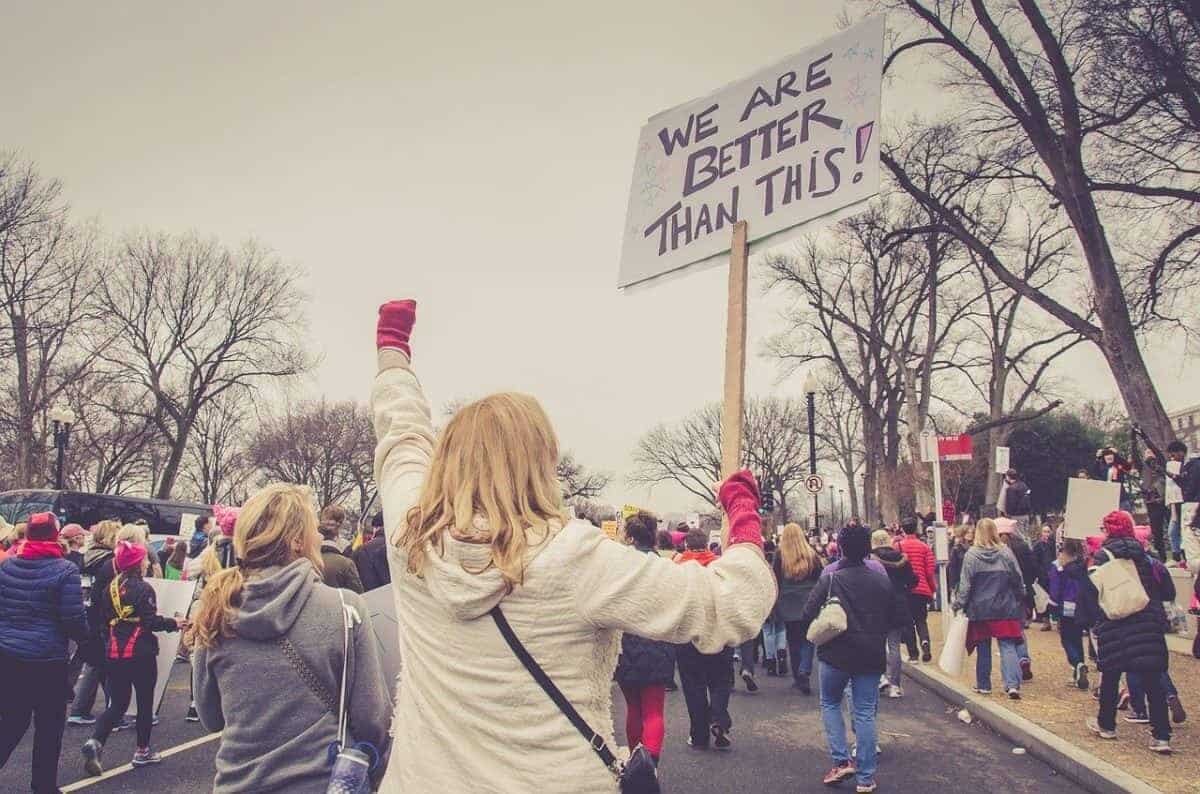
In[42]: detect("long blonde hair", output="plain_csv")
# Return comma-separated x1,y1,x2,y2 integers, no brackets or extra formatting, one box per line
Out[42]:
974,518,1001,549
91,520,120,550
778,522,819,579
191,483,322,648
398,392,569,588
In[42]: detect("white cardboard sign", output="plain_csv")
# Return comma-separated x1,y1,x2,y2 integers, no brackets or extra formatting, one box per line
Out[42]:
1063,477,1122,540
994,446,1010,474
618,15,885,288
130,578,198,716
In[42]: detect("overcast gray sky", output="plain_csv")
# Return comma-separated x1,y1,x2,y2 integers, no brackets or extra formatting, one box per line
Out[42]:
4,1,1193,512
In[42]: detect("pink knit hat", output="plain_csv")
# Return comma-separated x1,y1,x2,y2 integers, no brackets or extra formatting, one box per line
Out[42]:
1086,535,1104,556
1134,525,1152,548
994,517,1017,535
212,504,240,537
114,540,147,573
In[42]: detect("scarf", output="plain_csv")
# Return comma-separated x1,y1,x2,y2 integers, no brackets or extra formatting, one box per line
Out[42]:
19,540,65,560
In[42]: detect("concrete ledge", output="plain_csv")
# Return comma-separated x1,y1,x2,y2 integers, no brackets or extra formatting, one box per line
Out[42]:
906,662,1162,794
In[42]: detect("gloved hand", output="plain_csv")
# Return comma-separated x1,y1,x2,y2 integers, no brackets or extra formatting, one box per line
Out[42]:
717,469,764,549
377,300,417,359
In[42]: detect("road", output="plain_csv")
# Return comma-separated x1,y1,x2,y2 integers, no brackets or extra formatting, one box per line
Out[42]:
6,661,1086,793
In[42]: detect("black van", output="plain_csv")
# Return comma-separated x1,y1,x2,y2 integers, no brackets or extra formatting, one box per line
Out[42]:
0,489,212,537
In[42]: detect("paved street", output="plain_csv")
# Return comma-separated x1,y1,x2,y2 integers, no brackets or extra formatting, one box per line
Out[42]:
7,660,1086,793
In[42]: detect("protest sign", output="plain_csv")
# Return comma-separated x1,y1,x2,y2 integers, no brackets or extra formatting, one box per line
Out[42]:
618,15,884,289
994,446,1011,474
130,578,197,716
601,520,620,540
1063,477,1121,539
179,512,200,542
686,512,700,530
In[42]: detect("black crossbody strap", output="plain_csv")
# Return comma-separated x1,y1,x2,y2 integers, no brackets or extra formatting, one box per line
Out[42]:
490,606,620,776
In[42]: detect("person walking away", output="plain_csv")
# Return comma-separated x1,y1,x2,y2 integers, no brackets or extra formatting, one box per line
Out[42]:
801,524,905,793
353,512,391,591
758,540,787,677
0,512,89,794
62,525,87,572
69,520,121,727
184,516,213,581
1048,539,1090,690
871,529,915,698
613,512,676,765
164,541,187,580
1080,510,1174,752
81,541,183,774
946,525,972,598
156,538,175,576
997,518,1037,680
997,468,1032,535
1032,526,1057,630
894,518,936,663
674,529,738,749
318,505,364,593
954,518,1026,699
190,483,391,792
370,299,774,791
775,522,822,693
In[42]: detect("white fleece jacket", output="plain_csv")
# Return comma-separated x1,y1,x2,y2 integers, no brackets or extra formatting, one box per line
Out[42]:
371,352,775,793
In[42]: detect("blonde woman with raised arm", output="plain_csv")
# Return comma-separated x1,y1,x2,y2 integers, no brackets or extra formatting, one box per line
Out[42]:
371,300,776,793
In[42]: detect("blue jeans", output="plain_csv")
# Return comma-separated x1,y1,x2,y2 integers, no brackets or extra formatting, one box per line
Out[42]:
763,619,787,659
1168,505,1182,555
819,662,879,786
975,637,1021,692
1128,671,1179,715
1059,618,1085,668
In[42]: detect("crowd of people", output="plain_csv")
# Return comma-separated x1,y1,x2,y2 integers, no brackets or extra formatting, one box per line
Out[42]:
0,299,1197,794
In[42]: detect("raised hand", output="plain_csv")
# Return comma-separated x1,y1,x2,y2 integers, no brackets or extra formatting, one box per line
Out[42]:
377,300,417,358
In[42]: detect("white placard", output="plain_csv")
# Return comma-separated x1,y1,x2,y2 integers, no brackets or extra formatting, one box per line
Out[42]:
994,446,1011,474
618,16,885,288
178,512,199,542
686,512,700,530
934,524,950,563
1063,478,1122,540
129,578,198,716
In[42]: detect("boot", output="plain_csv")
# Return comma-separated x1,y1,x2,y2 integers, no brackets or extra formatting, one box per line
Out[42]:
765,658,778,676
777,648,788,675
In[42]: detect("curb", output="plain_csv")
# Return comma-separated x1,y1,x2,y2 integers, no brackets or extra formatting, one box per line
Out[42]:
905,662,1163,794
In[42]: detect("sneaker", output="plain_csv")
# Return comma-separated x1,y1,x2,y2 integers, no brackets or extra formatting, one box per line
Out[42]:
1149,739,1172,754
794,678,812,695
686,736,708,750
921,640,932,663
742,670,759,693
81,739,104,776
823,762,857,785
1168,695,1187,725
1019,658,1033,681
1117,688,1130,711
1075,663,1089,691
972,686,992,695
131,747,162,766
112,716,134,733
907,653,920,664
67,714,96,727
878,675,889,692
1086,718,1117,740
887,685,903,699
856,783,878,793
1124,712,1150,725
186,706,200,723
1040,621,1054,632
711,724,732,751
1007,688,1021,700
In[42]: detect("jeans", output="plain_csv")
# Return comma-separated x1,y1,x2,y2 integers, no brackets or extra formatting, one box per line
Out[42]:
0,653,69,794
819,662,879,786
737,636,758,675
784,620,815,680
676,645,733,746
763,619,787,660
1128,671,1179,716
974,637,1021,692
885,629,903,686
70,661,109,718
93,656,157,748
902,594,931,658
1059,618,1085,669
1100,670,1170,740
1168,504,1182,557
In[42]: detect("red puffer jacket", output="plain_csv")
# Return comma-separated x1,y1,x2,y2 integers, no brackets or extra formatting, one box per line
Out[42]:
895,535,937,599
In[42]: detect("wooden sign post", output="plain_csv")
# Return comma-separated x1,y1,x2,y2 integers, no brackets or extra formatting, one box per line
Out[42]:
720,221,749,544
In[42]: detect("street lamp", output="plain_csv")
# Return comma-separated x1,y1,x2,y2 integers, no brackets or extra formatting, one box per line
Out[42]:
49,404,76,490
803,370,819,528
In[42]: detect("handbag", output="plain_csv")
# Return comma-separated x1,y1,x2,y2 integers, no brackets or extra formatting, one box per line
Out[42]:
1088,548,1150,621
491,606,661,794
806,572,848,646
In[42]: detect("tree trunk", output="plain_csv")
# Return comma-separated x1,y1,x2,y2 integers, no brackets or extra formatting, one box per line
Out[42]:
11,314,44,488
983,425,1014,505
861,414,883,526
154,421,193,500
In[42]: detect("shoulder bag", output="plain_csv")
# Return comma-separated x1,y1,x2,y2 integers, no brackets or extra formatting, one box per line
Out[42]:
806,571,848,646
491,606,660,794
1088,548,1150,621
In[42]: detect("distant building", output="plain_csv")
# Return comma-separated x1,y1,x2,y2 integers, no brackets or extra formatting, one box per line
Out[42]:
1169,403,1200,452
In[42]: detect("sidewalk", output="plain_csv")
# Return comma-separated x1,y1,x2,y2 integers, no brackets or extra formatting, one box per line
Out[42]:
910,617,1198,794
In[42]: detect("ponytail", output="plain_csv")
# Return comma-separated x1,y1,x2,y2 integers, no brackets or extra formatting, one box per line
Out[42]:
190,567,246,649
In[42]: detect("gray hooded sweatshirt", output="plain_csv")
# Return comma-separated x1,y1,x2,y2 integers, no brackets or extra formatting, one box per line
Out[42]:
952,545,1024,623
192,558,391,793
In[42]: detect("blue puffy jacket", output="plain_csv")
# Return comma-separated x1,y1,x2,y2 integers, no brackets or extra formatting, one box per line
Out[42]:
0,555,89,661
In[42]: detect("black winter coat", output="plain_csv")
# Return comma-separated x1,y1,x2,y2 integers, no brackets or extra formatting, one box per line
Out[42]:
1079,537,1171,673
947,543,968,593
100,573,179,660
79,547,116,665
871,547,916,625
773,553,822,624
614,547,677,686
799,561,906,675
353,536,391,591
1032,539,1056,587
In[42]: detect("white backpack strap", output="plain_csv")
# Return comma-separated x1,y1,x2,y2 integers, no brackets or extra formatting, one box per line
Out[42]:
335,589,362,750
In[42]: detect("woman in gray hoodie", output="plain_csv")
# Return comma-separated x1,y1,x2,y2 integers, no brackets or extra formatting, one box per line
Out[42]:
190,483,391,793
953,518,1026,699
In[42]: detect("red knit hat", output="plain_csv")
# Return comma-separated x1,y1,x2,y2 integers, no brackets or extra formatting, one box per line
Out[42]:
26,512,60,542
1102,510,1135,538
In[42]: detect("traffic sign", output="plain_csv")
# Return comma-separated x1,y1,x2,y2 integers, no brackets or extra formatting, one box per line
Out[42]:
804,474,825,494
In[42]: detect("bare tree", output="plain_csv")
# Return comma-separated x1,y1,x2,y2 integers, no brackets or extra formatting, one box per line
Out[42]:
812,370,865,521
0,154,102,487
97,233,313,498
61,374,162,495
181,393,255,504
557,452,612,503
